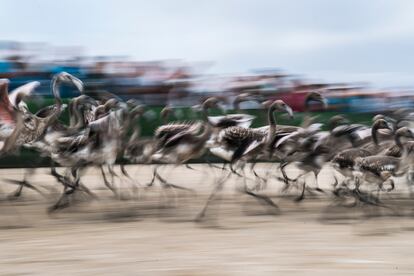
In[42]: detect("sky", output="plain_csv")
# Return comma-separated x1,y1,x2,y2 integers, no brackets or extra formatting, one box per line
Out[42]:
2,0,414,87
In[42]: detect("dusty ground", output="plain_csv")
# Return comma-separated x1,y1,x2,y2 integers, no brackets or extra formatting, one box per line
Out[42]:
0,164,413,275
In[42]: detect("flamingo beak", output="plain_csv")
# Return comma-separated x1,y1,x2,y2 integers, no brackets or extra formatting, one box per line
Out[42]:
285,105,294,119
134,105,145,116
386,121,394,132
69,76,84,92
340,117,350,125
191,104,201,112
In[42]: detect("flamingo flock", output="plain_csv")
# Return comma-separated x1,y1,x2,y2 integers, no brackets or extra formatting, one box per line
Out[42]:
0,72,413,219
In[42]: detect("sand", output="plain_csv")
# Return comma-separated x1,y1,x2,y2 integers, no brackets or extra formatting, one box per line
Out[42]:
0,164,413,275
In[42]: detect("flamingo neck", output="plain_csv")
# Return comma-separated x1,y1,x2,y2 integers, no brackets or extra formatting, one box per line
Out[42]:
43,106,62,129
76,106,88,129
51,76,62,108
201,103,210,122
371,126,379,146
303,101,312,127
395,132,404,150
197,123,212,142
68,101,77,128
268,107,276,140
161,113,169,124
127,117,141,146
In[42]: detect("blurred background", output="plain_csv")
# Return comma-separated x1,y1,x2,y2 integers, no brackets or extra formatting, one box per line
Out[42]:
2,0,414,160
3,1,414,107
2,2,414,275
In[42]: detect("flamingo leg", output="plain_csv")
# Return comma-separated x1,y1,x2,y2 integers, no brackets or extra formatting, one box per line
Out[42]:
101,166,118,196
195,171,232,221
242,168,279,212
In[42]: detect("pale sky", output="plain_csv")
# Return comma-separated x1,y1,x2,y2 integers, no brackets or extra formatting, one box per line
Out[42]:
2,0,414,87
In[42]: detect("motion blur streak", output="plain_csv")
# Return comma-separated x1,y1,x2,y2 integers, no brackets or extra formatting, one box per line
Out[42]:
2,0,414,275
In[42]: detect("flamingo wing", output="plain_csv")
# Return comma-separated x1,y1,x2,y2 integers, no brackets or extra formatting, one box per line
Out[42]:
8,81,40,108
0,81,16,126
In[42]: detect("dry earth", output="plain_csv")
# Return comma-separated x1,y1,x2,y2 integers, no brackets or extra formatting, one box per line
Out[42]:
0,164,413,275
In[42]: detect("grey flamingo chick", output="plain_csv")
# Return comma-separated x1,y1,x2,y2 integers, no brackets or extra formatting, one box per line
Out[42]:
147,97,220,192
197,100,294,221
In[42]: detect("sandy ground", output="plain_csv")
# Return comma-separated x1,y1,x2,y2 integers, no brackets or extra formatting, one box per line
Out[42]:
0,164,413,275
